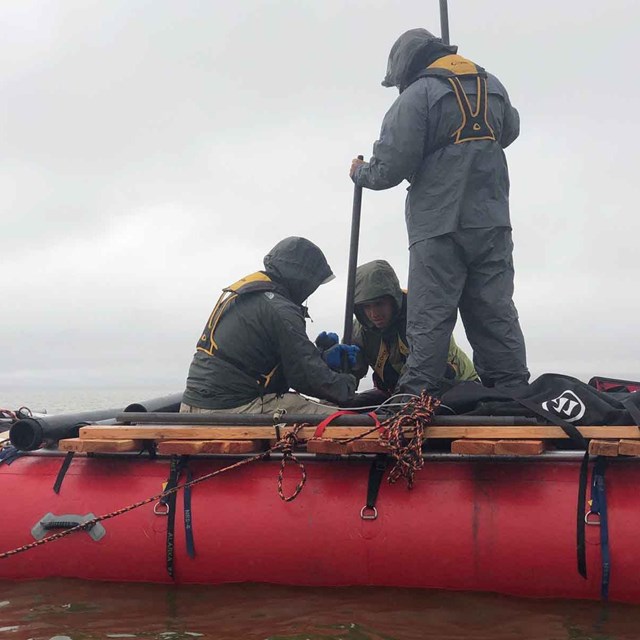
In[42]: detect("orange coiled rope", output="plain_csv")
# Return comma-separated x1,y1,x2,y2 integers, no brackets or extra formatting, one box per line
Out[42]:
381,392,441,489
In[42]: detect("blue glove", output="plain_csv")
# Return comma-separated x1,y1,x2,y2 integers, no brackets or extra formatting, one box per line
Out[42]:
322,344,361,371
315,331,339,351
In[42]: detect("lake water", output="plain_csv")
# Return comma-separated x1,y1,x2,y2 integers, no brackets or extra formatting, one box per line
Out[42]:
2,579,640,640
2,388,640,639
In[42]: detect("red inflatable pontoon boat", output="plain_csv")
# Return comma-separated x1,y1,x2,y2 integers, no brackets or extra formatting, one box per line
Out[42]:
0,449,636,603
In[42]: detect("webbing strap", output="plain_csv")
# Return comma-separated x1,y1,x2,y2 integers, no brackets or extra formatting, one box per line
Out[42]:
510,395,587,449
0,445,24,466
183,464,196,559
622,396,640,427
53,451,75,494
498,390,590,580
577,451,590,579
163,456,180,578
364,454,387,516
313,411,381,439
590,456,611,600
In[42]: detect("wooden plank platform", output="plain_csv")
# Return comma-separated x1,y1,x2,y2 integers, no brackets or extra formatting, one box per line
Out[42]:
619,440,640,457
156,439,263,455
78,424,640,442
451,440,496,455
452,439,546,456
494,440,546,456
58,438,144,453
588,439,621,457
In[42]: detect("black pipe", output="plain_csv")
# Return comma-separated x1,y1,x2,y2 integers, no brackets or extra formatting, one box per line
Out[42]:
10,409,123,451
343,154,364,344
116,412,540,427
10,392,184,451
439,0,450,45
124,393,183,413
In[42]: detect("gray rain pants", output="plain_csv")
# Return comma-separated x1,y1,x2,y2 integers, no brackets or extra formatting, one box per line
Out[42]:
398,227,530,396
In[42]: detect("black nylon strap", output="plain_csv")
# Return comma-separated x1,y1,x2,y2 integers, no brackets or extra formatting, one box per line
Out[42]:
590,456,611,600
622,396,640,427
366,454,387,510
183,462,195,559
576,451,590,579
510,395,587,449
53,451,75,494
499,390,590,580
164,456,180,578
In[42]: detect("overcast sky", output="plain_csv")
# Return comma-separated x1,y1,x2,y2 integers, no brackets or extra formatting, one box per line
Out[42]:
2,0,639,397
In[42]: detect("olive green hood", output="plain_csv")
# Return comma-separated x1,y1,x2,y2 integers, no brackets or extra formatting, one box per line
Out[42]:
354,260,403,327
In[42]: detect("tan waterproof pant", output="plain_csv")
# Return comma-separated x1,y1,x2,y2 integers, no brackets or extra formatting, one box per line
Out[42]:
180,392,336,416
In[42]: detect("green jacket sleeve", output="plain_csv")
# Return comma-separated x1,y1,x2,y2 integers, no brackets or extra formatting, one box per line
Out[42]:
447,336,480,382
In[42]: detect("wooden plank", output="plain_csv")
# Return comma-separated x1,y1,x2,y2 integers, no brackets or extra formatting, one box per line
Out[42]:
347,439,388,454
494,440,546,456
588,439,620,457
0,430,10,442
156,439,263,455
451,440,496,455
58,438,143,453
78,424,640,442
618,440,640,457
306,440,350,455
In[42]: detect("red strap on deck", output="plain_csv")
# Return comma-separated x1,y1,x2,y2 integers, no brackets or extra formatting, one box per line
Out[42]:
313,411,381,439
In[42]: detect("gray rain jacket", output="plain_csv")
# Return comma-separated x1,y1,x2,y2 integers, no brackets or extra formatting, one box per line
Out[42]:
183,237,357,409
353,28,519,246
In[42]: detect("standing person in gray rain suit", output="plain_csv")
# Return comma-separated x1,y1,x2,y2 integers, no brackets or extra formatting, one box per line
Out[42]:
350,28,530,397
181,237,358,415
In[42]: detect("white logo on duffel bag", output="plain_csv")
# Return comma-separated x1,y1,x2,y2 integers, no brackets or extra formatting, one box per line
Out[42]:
542,390,586,422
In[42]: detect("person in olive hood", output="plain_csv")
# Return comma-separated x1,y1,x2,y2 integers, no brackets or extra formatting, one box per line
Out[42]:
350,28,530,396
351,260,478,398
181,237,357,414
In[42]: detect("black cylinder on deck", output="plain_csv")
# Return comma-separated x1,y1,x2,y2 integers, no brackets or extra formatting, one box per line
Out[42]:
115,412,540,427
10,392,184,450
123,392,183,413
10,408,123,451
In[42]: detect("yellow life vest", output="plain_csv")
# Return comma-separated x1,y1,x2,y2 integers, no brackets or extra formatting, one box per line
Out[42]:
426,54,496,144
196,272,280,390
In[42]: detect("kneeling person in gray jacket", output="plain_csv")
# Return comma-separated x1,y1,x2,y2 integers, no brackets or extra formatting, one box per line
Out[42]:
181,237,357,415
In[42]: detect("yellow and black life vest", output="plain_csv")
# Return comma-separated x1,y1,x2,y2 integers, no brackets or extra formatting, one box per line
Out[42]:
372,333,410,393
197,272,280,390
426,54,496,144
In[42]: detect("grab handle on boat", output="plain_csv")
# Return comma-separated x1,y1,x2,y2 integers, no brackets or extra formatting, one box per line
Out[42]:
360,505,378,520
31,512,106,542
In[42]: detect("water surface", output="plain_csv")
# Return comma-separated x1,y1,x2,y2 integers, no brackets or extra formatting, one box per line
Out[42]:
1,580,639,640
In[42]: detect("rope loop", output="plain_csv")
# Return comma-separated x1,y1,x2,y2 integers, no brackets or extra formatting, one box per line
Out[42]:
275,423,307,502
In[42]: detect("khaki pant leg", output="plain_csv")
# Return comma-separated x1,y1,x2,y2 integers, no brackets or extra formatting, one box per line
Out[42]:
179,394,336,415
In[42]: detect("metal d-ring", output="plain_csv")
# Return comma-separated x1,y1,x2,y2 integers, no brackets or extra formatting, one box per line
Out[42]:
585,510,601,526
360,505,378,520
153,501,170,516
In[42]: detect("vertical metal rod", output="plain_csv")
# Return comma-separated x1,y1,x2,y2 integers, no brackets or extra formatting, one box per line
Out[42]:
342,155,364,344
439,0,450,45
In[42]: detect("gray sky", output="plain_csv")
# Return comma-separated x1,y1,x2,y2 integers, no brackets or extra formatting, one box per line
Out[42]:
2,0,639,393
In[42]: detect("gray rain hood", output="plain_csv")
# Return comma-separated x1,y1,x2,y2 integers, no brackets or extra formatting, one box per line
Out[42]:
382,28,457,92
263,237,334,305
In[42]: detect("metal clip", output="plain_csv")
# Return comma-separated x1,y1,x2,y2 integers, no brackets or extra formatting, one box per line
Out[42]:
360,505,378,520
